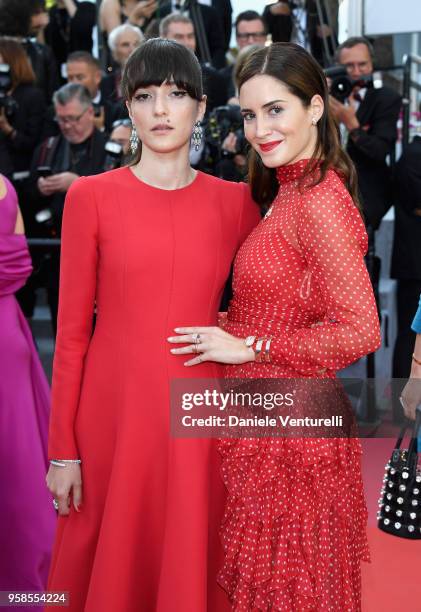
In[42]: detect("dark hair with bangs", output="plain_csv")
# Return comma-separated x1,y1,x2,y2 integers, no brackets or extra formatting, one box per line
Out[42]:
122,37,203,102
239,43,360,212
122,38,203,163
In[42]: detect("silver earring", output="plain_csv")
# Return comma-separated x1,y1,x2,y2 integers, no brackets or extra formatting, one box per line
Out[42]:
192,121,203,151
130,125,139,154
312,117,317,125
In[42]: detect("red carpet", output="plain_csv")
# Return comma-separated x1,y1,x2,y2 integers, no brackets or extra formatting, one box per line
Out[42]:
361,439,421,610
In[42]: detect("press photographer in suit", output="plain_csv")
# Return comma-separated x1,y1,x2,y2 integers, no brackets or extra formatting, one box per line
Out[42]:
329,37,401,231
29,83,107,332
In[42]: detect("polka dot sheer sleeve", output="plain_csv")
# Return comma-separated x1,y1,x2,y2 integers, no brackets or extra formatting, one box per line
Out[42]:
267,182,381,373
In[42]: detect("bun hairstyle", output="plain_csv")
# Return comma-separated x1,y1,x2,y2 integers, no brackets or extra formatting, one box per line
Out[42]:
238,43,360,210
122,38,204,164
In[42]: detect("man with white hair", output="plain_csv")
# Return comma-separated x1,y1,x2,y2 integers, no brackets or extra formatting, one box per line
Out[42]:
108,23,144,69
101,24,144,109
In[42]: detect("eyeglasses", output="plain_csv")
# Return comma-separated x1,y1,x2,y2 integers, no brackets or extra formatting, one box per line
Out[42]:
54,106,90,126
111,118,132,129
237,32,266,41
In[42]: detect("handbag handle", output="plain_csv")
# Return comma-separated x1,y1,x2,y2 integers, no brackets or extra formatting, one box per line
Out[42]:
394,405,421,455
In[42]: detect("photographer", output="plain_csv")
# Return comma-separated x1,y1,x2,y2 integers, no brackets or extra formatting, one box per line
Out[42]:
0,39,46,226
29,83,107,331
329,37,401,230
210,44,261,181
0,0,60,102
103,117,133,171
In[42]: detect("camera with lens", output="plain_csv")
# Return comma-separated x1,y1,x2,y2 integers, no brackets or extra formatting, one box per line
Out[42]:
103,140,124,172
206,104,248,158
324,66,373,103
0,63,18,119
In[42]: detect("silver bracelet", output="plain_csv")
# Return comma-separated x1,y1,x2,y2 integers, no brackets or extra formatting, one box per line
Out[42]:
50,459,82,468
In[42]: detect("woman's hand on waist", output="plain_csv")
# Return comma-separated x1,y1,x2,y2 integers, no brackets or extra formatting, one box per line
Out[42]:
168,326,255,367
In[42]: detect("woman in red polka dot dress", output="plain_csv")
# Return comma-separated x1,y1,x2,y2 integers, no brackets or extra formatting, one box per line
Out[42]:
169,43,381,610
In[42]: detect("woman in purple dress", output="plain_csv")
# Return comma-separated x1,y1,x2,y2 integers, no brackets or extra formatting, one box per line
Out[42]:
0,175,55,602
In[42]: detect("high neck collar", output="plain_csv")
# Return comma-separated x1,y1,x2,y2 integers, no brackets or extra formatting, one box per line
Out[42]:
275,158,315,184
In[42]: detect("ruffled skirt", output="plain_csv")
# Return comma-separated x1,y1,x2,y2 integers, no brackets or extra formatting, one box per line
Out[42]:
217,431,369,611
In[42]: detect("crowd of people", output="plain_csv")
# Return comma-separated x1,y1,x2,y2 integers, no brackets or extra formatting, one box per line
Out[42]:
1,0,421,610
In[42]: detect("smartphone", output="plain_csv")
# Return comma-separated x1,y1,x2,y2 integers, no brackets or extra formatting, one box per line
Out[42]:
94,105,103,118
37,166,52,178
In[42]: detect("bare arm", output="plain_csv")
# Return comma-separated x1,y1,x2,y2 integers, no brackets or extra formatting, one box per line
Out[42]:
62,0,77,18
99,0,122,34
401,335,421,420
14,205,24,235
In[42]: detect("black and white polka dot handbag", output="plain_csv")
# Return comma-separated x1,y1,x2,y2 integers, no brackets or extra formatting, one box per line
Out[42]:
378,407,421,539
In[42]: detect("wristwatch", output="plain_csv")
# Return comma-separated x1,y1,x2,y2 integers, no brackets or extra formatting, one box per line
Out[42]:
244,336,271,363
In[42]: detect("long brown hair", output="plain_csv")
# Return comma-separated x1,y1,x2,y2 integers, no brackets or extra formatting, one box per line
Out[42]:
238,43,360,210
0,38,36,89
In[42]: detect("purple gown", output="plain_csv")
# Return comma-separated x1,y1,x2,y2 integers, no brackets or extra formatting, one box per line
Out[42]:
0,176,55,604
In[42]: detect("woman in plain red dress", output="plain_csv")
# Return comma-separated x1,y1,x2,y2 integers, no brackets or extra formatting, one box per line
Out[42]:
45,39,260,611
169,43,381,610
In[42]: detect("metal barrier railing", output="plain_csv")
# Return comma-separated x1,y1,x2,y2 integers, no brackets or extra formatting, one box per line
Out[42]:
27,238,61,247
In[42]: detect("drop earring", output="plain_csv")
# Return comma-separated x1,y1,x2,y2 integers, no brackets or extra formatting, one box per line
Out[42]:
130,124,139,154
192,121,203,151
312,117,317,126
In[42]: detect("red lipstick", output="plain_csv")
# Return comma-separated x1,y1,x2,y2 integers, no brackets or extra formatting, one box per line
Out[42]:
259,140,283,152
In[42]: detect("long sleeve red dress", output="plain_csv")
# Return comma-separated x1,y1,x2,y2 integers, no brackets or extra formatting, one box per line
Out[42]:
218,159,381,611
46,166,260,612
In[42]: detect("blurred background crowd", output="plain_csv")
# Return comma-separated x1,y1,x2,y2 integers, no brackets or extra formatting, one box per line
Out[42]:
0,0,420,409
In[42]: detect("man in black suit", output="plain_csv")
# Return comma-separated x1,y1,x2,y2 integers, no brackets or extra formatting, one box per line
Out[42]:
158,0,226,68
221,11,268,101
330,37,401,231
29,83,107,332
211,0,232,53
391,136,421,382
